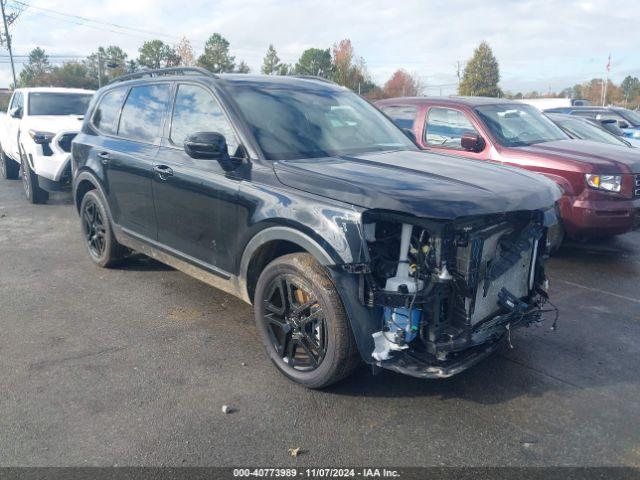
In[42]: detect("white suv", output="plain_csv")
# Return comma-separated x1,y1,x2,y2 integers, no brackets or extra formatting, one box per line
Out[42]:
0,87,94,203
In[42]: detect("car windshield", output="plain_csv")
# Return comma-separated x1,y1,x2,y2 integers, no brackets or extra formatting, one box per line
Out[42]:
618,109,640,127
552,116,629,147
28,92,93,116
225,80,417,160
475,104,568,147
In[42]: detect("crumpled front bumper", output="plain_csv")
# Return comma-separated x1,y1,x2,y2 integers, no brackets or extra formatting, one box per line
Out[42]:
377,297,548,379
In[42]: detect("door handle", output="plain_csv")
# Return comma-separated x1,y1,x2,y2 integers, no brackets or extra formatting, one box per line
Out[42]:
153,164,173,180
97,151,111,165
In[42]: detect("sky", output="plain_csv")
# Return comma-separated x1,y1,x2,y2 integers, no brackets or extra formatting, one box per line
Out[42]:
1,0,639,94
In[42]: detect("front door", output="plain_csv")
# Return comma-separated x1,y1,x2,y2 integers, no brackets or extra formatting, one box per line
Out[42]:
421,106,489,160
152,82,241,274
7,91,23,159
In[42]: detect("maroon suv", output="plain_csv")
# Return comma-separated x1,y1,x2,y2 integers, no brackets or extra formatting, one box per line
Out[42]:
375,97,640,238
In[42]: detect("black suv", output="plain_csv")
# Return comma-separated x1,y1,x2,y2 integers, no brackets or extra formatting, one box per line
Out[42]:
72,67,561,388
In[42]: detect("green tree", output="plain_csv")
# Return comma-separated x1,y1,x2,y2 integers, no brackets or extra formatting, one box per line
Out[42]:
85,45,128,86
48,62,95,89
18,47,51,87
137,40,180,69
235,60,250,74
621,76,640,104
458,41,501,97
197,33,235,73
294,48,332,77
261,44,282,75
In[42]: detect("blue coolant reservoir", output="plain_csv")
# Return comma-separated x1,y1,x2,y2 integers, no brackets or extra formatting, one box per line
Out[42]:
383,306,421,343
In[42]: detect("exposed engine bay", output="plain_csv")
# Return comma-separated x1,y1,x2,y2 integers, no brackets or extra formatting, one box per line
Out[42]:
348,210,557,378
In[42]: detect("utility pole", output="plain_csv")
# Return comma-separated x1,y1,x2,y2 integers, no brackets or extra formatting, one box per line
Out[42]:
0,0,17,88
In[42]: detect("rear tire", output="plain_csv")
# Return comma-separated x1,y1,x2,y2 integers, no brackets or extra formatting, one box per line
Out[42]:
0,147,20,180
20,146,49,204
79,190,127,268
254,253,360,389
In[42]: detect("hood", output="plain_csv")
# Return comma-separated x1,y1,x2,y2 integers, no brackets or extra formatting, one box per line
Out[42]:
22,115,84,134
274,150,561,220
509,139,640,174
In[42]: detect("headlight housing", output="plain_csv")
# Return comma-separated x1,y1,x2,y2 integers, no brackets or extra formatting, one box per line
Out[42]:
28,130,55,144
585,174,622,192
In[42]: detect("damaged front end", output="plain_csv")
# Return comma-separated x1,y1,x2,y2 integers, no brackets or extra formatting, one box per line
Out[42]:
341,208,558,379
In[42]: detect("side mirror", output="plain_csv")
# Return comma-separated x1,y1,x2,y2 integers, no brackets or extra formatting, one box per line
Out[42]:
461,133,485,152
9,107,22,119
618,120,630,129
184,132,228,160
184,132,243,171
402,128,417,144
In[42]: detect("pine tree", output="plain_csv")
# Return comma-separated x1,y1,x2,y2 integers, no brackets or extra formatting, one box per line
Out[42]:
197,33,235,73
458,41,501,97
261,45,282,75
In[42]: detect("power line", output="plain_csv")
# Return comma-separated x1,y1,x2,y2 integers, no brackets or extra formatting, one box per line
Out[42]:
9,0,182,42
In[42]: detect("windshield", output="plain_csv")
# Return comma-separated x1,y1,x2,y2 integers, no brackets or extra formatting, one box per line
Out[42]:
618,109,640,127
475,103,568,147
552,116,629,147
28,92,93,116
225,81,417,160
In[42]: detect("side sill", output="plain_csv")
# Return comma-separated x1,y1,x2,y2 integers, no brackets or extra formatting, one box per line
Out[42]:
115,226,251,305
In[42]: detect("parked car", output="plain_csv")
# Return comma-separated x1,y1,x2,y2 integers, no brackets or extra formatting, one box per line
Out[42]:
376,97,640,239
521,97,590,111
0,87,94,203
72,68,561,388
543,106,640,140
547,113,635,148
593,118,640,147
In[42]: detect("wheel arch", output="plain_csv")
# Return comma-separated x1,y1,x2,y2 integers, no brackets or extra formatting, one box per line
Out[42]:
240,226,341,304
73,170,108,214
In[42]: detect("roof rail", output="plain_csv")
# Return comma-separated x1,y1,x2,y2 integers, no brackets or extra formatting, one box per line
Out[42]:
108,67,218,85
290,75,338,85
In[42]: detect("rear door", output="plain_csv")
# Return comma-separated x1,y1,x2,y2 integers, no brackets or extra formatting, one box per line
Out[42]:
152,82,241,274
90,83,172,240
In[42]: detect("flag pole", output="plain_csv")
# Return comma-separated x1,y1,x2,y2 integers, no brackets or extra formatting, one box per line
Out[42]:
602,54,610,106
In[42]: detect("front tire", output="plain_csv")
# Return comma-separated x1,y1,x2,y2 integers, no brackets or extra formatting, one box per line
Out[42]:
20,146,49,204
79,190,127,268
0,147,20,180
254,253,360,388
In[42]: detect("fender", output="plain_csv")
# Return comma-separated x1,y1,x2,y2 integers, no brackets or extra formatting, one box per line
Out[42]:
73,169,111,216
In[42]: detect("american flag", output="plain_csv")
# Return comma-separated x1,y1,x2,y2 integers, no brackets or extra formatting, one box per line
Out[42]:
606,54,611,72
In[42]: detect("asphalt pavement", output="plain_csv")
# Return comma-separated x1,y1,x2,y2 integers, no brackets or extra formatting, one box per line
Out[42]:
0,177,639,467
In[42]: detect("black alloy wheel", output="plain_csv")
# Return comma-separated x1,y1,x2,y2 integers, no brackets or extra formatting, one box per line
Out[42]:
263,274,328,371
81,196,107,261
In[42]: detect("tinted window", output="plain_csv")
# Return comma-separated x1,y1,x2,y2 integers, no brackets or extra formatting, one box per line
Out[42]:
226,82,416,160
381,105,417,129
614,109,640,127
118,84,171,143
170,84,238,154
425,107,479,149
552,116,628,146
28,92,93,116
92,88,127,135
595,112,628,124
475,104,567,147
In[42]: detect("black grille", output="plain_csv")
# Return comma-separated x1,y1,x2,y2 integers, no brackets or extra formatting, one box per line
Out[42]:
57,133,77,153
635,174,640,198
